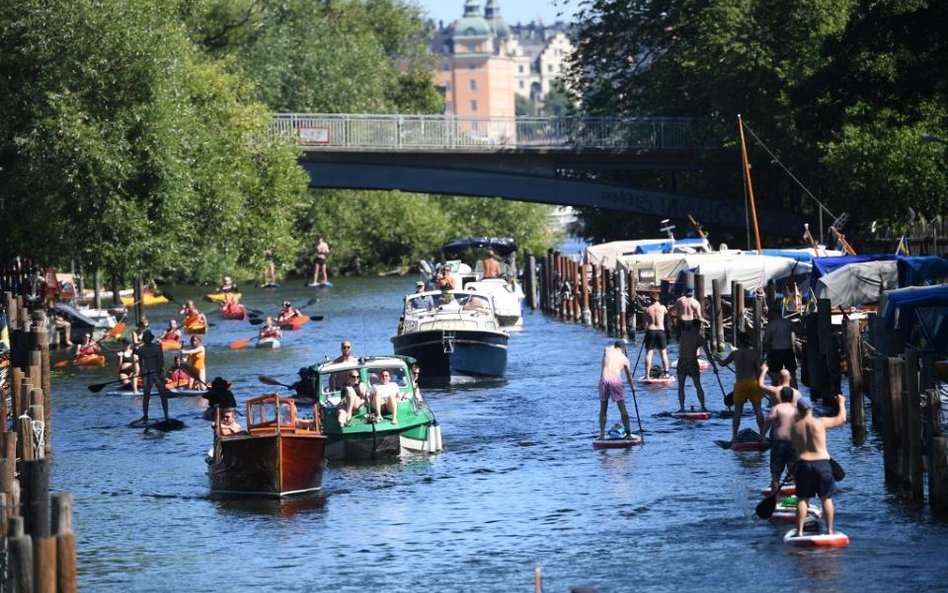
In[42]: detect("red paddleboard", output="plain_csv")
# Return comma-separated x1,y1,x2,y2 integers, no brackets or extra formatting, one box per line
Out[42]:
730,440,769,451
593,434,644,449
671,410,711,420
783,529,849,548
762,485,797,497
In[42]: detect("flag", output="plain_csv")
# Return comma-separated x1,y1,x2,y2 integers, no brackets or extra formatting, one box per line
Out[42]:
895,234,910,255
0,311,9,351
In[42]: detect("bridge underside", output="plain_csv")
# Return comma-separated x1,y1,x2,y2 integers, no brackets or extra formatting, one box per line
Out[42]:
298,150,802,238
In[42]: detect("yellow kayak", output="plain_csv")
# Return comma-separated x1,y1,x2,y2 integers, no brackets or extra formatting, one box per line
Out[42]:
120,292,169,307
205,291,241,303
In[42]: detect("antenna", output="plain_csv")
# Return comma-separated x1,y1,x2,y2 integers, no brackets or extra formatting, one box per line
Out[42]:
659,219,676,240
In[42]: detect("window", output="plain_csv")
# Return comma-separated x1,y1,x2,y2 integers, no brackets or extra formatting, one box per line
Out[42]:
518,65,524,73
470,100,478,112
467,43,477,52
469,79,477,91
468,63,476,70
519,80,524,89
547,64,553,72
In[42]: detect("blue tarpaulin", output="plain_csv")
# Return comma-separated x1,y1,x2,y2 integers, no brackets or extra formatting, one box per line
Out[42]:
811,254,896,284
880,285,948,354
896,256,948,287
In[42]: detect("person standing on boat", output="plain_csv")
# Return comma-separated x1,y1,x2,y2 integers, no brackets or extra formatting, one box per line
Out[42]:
312,235,330,285
337,370,368,426
791,395,846,536
116,338,140,395
674,287,705,332
370,369,400,424
333,340,356,364
597,340,634,440
763,310,798,387
644,295,670,378
482,249,502,278
135,330,170,425
763,386,798,494
676,325,708,413
719,333,764,441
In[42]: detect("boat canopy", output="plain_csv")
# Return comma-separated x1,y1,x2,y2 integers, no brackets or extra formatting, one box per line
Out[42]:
814,260,898,308
896,256,948,287
684,254,811,297
810,254,896,284
879,285,948,353
442,237,518,258
757,247,844,263
586,238,711,268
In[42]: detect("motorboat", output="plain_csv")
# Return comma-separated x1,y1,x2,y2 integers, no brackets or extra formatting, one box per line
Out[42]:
207,394,327,497
313,356,442,461
391,289,508,384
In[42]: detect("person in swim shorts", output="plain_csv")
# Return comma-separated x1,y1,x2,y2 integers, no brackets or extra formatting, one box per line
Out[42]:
763,386,798,493
598,340,635,440
719,333,764,441
792,394,846,536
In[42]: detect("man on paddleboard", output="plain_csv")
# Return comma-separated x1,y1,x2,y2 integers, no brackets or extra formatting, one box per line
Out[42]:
676,325,707,413
758,363,801,405
674,287,704,332
763,386,798,493
135,330,170,425
598,341,634,440
719,333,764,441
791,395,846,536
644,296,670,378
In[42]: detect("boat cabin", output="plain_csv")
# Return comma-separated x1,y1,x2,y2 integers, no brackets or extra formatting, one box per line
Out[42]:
315,357,419,407
226,394,319,436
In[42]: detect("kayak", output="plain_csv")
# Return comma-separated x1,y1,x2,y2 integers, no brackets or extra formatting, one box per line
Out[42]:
205,291,241,303
639,375,675,386
74,354,106,367
783,529,849,548
592,434,644,449
259,282,280,289
161,339,182,352
219,303,248,320
279,313,310,331
120,292,169,307
184,320,208,334
256,337,281,349
714,439,771,450
670,410,711,420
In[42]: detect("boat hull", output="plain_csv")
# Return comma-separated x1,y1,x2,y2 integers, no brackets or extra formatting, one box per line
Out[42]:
321,407,441,462
208,432,327,497
391,329,507,383
219,304,248,320
256,337,281,349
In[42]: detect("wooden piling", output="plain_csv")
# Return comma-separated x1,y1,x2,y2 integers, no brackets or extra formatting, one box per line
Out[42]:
616,270,626,339
844,317,867,439
525,252,537,310
52,493,77,593
627,269,637,339
731,282,744,344
8,522,33,593
599,267,608,332
903,349,923,499
694,274,705,317
883,356,904,485
752,296,764,355
711,279,723,352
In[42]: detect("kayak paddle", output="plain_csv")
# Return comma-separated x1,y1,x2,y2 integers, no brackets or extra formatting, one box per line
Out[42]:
756,470,795,519
258,375,294,389
57,322,128,367
229,336,259,350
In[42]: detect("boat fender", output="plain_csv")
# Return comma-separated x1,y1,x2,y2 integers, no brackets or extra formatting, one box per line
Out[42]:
434,421,442,452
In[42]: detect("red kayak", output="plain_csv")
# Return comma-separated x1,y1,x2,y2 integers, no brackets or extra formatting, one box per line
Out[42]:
279,313,310,331
219,302,248,320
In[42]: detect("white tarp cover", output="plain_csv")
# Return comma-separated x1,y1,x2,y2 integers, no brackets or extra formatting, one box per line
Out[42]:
815,260,897,307
688,255,811,297
585,240,671,268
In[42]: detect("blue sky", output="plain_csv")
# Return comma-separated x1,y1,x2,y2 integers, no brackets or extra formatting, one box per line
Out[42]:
414,0,575,26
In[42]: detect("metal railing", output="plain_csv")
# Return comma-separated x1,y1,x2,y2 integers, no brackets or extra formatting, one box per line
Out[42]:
270,113,695,151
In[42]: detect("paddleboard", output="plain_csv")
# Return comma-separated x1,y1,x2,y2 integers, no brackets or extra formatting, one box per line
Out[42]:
306,281,334,288
769,498,822,523
714,439,771,451
105,388,139,397
762,485,797,497
638,375,675,386
672,358,711,371
593,434,644,449
129,418,186,431
167,388,208,397
256,337,281,349
783,529,849,548
670,409,711,420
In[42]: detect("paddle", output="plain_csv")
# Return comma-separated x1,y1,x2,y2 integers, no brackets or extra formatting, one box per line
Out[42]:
56,322,128,367
756,469,795,519
259,375,294,389
88,369,153,393
701,336,729,403
229,336,259,350
626,338,646,441
248,298,323,325
830,458,845,481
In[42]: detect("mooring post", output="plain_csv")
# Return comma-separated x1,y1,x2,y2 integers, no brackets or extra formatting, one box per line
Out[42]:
883,356,905,485
52,492,77,593
711,279,723,352
844,317,866,441
903,349,923,499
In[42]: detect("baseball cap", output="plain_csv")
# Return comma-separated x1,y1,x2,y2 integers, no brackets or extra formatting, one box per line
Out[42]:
797,396,813,410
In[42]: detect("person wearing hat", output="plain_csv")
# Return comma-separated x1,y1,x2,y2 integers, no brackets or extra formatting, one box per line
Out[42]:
412,281,434,310
674,286,705,332
276,300,302,326
203,377,237,415
134,329,170,425
791,393,846,536
338,369,368,426
291,367,318,405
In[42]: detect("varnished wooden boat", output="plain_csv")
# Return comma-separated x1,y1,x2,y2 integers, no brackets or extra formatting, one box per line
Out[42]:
207,394,327,497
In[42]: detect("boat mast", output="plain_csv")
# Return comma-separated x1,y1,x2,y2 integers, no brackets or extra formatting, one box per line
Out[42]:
738,114,763,252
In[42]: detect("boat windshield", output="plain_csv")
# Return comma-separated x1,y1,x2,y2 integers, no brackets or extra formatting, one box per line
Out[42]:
248,397,294,428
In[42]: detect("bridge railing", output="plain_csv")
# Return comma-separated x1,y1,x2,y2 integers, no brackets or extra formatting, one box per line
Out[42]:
270,114,695,150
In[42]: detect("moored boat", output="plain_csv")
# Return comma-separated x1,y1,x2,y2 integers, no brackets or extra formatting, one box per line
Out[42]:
391,289,508,385
207,394,327,497
314,356,442,461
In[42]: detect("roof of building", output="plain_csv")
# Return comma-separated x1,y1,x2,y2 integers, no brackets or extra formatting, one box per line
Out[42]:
454,0,490,38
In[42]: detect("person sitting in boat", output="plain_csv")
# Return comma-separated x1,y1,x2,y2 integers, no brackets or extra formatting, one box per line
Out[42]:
276,300,301,325
410,364,423,402
179,300,206,328
204,377,237,420
337,369,369,426
181,335,206,389
160,319,181,345
369,369,400,424
436,265,458,290
165,356,190,389
220,276,237,294
74,333,101,359
411,281,434,310
258,317,282,340
116,338,139,394
482,249,502,279
291,367,318,405
218,407,242,436
132,318,150,347
462,294,489,311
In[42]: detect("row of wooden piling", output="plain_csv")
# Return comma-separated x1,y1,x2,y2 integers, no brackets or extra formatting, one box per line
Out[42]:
2,292,77,592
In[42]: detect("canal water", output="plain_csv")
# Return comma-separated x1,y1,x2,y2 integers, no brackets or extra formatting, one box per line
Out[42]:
49,277,948,592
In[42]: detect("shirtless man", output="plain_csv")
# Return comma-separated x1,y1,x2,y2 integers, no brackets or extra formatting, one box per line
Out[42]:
677,325,707,412
758,362,801,406
312,235,330,285
763,386,798,493
598,341,635,439
674,287,704,331
135,330,170,425
764,311,797,387
333,340,356,364
643,296,670,378
792,394,846,536
482,249,502,278
719,333,763,440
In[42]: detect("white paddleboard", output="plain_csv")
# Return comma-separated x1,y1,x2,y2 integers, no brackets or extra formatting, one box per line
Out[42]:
593,434,644,449
783,529,849,548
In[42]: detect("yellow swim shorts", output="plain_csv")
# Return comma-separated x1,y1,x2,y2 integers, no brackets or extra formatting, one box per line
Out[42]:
733,379,762,405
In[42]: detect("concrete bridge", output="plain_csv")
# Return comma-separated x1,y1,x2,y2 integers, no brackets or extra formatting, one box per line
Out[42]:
271,114,803,237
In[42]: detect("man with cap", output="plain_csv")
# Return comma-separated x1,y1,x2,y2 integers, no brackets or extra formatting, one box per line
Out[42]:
134,329,170,425
791,393,846,536
412,281,434,310
674,286,705,332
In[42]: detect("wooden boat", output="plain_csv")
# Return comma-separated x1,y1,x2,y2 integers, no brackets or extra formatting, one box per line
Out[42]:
74,354,106,367
279,314,310,331
120,292,169,307
160,339,182,352
219,302,248,320
207,394,327,497
391,289,508,385
205,291,242,304
315,356,443,461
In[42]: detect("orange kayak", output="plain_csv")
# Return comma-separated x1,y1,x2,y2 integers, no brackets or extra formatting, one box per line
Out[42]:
161,339,182,351
219,303,248,320
184,319,208,334
75,354,107,367
278,314,310,331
